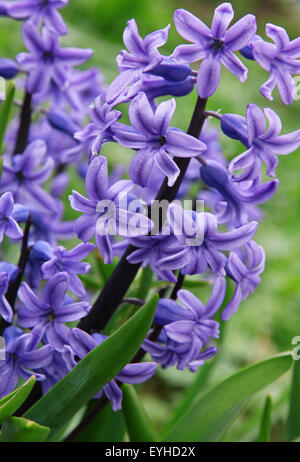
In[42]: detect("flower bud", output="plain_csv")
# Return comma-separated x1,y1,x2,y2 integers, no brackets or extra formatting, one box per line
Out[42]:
48,109,78,137
143,76,195,100
0,58,19,79
149,58,191,82
220,114,249,147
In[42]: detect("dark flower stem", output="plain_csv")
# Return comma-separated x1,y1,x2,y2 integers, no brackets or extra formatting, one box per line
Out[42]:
13,91,32,155
79,96,208,333
0,217,32,334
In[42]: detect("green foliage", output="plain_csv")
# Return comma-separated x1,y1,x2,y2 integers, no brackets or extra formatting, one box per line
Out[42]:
0,417,50,442
258,395,272,442
24,295,158,441
122,384,157,442
287,359,300,441
0,376,36,426
164,353,292,442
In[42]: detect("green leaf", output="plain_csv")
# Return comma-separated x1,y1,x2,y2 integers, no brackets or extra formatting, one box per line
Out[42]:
122,384,157,442
287,357,300,441
74,401,126,442
24,295,158,441
164,352,292,442
258,395,272,442
0,417,50,442
0,82,15,152
0,376,36,425
136,267,153,301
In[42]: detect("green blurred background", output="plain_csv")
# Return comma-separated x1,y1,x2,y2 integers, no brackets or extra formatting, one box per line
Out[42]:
1,0,300,442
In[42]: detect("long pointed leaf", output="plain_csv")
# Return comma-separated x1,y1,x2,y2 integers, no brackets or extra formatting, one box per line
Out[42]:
287,358,300,441
258,395,272,442
0,416,50,442
0,376,36,425
122,384,157,442
164,353,292,442
24,295,158,441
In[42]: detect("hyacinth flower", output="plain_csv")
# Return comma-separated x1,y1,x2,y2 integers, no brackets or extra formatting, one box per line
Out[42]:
172,3,257,98
41,242,95,297
0,140,58,214
144,278,226,370
106,18,191,104
2,0,69,35
69,155,152,264
223,241,265,321
28,206,75,245
127,233,180,283
69,328,157,411
0,326,53,399
252,23,300,105
115,92,207,187
74,94,122,158
37,346,76,395
17,272,91,351
199,160,279,226
158,203,258,276
0,192,23,243
143,333,218,372
0,272,13,323
67,68,106,118
26,240,53,289
16,23,93,106
222,104,300,181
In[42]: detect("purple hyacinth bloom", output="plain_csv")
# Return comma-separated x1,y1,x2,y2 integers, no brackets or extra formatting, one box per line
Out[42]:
158,203,258,276
0,326,53,399
252,24,300,105
29,206,75,245
38,346,76,395
0,192,23,243
228,104,300,181
4,0,69,35
115,91,207,187
74,94,122,158
67,68,106,116
200,160,279,226
172,4,257,98
16,23,93,103
0,262,18,282
69,328,157,412
41,242,95,298
127,233,180,283
69,155,152,264
143,334,218,372
25,240,53,289
17,272,91,351
106,19,191,104
0,273,13,323
223,241,265,321
0,140,58,214
150,279,225,370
